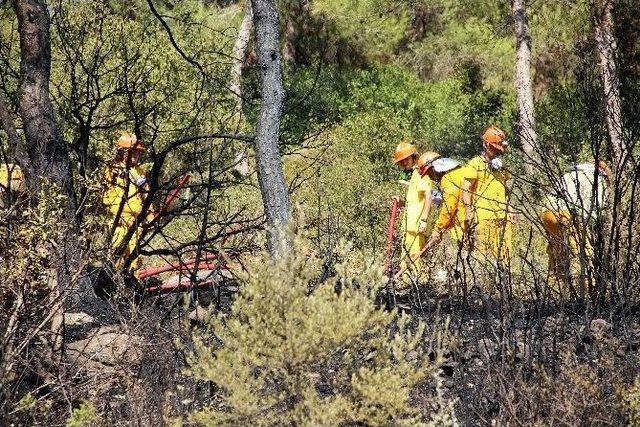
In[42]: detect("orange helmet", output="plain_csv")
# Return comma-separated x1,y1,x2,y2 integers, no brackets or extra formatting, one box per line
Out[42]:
481,126,508,152
116,132,145,151
592,159,611,178
416,151,441,170
393,139,417,163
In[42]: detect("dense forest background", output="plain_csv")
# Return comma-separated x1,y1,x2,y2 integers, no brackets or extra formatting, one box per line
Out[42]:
1,0,640,425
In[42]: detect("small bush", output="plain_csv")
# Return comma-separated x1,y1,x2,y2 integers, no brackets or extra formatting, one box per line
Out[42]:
186,239,457,425
622,377,640,427
66,401,100,427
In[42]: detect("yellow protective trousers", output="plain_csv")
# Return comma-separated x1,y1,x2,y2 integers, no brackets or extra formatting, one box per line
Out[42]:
401,231,426,277
103,164,152,274
112,216,143,273
474,218,512,263
540,209,594,295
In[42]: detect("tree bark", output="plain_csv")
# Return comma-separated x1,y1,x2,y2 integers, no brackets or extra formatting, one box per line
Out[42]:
251,0,291,256
592,0,626,169
12,0,75,196
0,94,29,167
230,0,253,113
230,0,253,176
512,0,538,171
10,0,81,301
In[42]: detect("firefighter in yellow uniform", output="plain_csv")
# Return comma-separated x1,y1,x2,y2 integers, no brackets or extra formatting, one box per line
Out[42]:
393,141,438,274
540,160,609,292
461,126,513,262
0,163,25,208
103,132,155,274
420,157,468,252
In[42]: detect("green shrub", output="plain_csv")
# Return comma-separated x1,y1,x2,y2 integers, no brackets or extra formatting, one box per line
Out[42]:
186,239,456,425
621,377,640,427
66,401,101,427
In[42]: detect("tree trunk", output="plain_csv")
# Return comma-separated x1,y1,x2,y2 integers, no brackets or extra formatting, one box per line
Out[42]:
230,0,253,113
11,0,82,303
592,0,626,169
230,0,253,176
512,0,538,171
251,0,292,256
282,0,309,64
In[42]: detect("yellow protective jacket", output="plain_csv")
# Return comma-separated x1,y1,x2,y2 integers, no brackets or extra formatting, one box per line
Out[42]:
103,163,150,218
463,156,510,221
433,166,467,241
403,169,433,233
0,163,24,192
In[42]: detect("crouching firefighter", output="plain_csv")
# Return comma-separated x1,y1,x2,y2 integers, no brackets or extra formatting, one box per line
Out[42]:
103,132,156,276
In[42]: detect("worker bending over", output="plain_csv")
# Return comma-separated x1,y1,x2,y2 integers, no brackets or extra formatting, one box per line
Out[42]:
103,132,155,274
461,126,513,262
540,160,610,294
420,157,467,254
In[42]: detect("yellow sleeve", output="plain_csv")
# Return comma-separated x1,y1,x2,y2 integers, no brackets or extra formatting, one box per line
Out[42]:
434,186,458,232
0,166,8,187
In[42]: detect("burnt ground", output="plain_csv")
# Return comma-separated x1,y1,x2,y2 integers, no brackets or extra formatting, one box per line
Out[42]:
57,273,640,426
398,287,640,425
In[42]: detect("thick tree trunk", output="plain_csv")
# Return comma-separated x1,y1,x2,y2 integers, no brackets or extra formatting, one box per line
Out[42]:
11,0,81,302
12,0,75,196
512,0,538,171
592,0,626,168
251,0,291,256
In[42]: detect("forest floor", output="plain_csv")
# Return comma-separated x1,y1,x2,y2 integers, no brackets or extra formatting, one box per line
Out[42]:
59,276,640,425
405,288,640,425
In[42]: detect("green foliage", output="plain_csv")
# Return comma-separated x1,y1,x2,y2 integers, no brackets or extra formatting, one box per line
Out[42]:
187,238,455,425
0,183,69,291
337,66,470,146
66,401,101,427
13,393,37,413
311,0,409,59
280,65,349,149
45,0,239,171
621,377,640,427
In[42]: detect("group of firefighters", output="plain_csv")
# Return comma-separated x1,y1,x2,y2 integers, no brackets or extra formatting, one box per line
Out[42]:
392,125,610,290
0,132,153,277
2,127,610,289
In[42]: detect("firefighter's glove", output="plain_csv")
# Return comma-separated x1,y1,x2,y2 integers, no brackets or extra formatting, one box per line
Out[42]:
431,189,443,206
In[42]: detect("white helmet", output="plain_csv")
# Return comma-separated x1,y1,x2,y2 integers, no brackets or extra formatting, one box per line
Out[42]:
431,158,460,173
